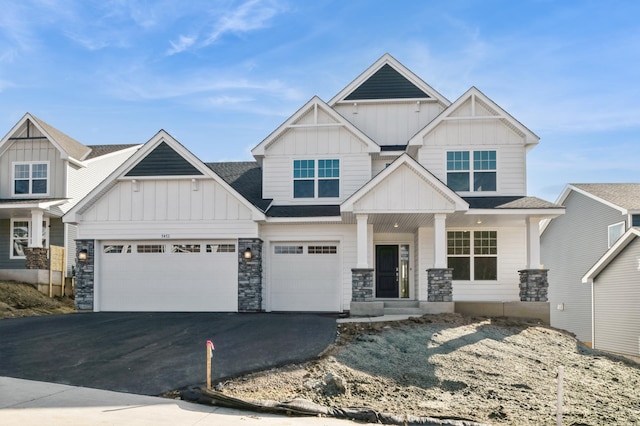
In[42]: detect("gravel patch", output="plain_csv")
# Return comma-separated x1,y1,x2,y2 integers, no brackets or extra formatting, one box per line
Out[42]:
218,314,640,425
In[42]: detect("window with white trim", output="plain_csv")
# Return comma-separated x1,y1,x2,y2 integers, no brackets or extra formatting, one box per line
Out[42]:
446,151,496,192
13,162,49,195
274,245,303,254
293,159,340,198
10,218,49,259
608,222,625,248
308,245,337,254
137,244,165,253
104,244,132,254
206,243,235,253
447,230,497,280
172,244,201,253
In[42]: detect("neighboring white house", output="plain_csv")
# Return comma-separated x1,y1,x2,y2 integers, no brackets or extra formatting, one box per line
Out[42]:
582,228,640,356
540,183,640,345
0,113,140,288
65,54,564,314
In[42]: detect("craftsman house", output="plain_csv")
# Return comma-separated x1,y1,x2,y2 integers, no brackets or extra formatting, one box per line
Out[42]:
65,54,563,314
541,183,640,347
0,113,139,289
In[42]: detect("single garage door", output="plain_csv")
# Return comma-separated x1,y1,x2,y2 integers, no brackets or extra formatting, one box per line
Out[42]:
99,241,238,311
269,242,341,312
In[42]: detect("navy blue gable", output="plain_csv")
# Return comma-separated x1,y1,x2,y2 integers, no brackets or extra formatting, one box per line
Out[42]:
345,64,430,100
126,142,203,176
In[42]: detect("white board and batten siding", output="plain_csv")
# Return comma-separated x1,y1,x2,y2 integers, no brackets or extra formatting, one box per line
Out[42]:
333,101,444,147
593,238,640,356
261,125,372,204
0,138,66,198
417,225,526,302
417,120,527,196
261,224,359,312
98,240,238,312
77,179,258,239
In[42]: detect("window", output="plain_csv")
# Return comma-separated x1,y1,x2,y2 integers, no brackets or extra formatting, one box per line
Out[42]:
10,218,49,259
13,162,49,195
446,151,496,192
293,159,340,198
172,244,200,253
632,215,640,227
137,244,165,253
447,230,497,280
308,245,337,254
206,243,235,253
608,222,625,248
104,244,132,254
274,245,303,254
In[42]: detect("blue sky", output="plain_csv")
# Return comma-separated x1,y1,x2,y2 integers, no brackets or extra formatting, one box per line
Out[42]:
1,0,639,202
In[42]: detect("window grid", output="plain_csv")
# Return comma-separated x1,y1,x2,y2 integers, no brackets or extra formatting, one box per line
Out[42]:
104,245,132,254
473,151,496,170
308,245,337,254
447,230,498,281
447,231,470,255
293,160,315,179
274,245,303,254
318,160,339,178
446,151,496,192
172,244,201,253
474,231,497,255
137,244,166,253
13,162,48,195
293,159,340,198
447,151,469,171
206,244,236,253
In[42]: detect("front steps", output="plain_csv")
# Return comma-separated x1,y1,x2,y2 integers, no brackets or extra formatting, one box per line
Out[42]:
383,300,424,315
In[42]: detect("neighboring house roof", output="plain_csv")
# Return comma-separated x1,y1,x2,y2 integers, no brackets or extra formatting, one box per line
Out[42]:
582,227,640,283
267,205,341,217
569,183,640,211
84,144,140,160
29,115,92,161
206,161,272,212
464,196,561,209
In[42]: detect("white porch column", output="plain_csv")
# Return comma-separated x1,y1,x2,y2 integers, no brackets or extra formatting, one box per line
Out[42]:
356,214,369,268
30,209,44,248
433,213,447,268
526,217,541,269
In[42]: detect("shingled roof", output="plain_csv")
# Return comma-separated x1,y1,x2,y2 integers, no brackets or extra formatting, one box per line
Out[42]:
85,144,140,160
30,115,92,160
464,196,562,209
206,161,272,212
571,183,640,211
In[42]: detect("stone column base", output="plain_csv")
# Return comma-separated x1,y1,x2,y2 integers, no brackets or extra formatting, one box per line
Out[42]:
427,268,453,302
518,269,549,302
352,268,374,302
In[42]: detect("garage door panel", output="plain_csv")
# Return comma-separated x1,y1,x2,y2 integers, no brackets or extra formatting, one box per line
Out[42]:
100,241,238,312
270,242,340,312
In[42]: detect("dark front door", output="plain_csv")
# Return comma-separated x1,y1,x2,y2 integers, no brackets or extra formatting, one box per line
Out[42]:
376,245,399,298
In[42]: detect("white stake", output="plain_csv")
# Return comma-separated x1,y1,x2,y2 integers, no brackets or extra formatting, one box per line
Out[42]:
557,366,564,426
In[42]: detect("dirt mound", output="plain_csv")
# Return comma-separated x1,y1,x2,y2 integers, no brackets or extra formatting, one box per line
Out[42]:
218,314,640,425
0,281,75,319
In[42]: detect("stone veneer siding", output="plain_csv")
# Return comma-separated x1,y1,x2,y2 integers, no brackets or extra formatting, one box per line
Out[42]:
24,247,49,270
238,238,263,312
351,268,374,302
427,268,453,302
518,269,549,302
75,240,95,311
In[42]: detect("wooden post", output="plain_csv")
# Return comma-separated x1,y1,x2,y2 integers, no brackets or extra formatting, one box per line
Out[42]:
557,366,564,426
206,340,215,390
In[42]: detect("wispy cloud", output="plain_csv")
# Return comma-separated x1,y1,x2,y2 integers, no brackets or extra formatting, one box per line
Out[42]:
167,0,285,55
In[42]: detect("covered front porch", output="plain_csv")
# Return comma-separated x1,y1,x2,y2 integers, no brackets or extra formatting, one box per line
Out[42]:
340,155,563,320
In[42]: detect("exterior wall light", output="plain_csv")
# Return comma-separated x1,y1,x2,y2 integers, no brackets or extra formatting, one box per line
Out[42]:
243,247,252,260
78,249,88,261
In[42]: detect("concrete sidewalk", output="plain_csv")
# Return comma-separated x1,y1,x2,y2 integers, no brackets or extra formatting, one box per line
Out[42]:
0,377,357,425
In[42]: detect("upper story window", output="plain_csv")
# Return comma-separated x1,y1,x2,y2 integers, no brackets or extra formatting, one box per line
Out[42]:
447,230,497,281
13,162,49,196
293,159,340,198
446,151,496,192
632,214,640,227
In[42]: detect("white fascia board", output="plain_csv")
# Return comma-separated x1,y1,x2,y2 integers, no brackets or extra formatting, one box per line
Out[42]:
582,228,640,283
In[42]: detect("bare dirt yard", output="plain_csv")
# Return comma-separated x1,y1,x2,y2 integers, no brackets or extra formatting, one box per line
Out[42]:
0,281,75,319
217,314,640,425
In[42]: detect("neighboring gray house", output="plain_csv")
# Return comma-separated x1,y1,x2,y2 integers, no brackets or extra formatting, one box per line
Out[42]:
582,228,640,356
0,113,140,288
540,183,640,345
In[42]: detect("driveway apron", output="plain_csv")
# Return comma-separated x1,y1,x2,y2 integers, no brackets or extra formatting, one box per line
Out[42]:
0,312,337,395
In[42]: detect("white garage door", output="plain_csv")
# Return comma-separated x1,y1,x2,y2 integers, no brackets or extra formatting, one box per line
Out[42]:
99,241,238,312
269,242,341,312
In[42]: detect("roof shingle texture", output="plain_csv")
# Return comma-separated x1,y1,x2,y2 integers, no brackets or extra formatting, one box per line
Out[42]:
572,183,640,210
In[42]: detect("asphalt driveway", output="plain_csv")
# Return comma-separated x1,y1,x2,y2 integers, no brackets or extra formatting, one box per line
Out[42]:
0,312,337,395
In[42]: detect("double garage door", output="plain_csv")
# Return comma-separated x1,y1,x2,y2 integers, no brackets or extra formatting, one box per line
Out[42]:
99,241,238,312
269,241,341,312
